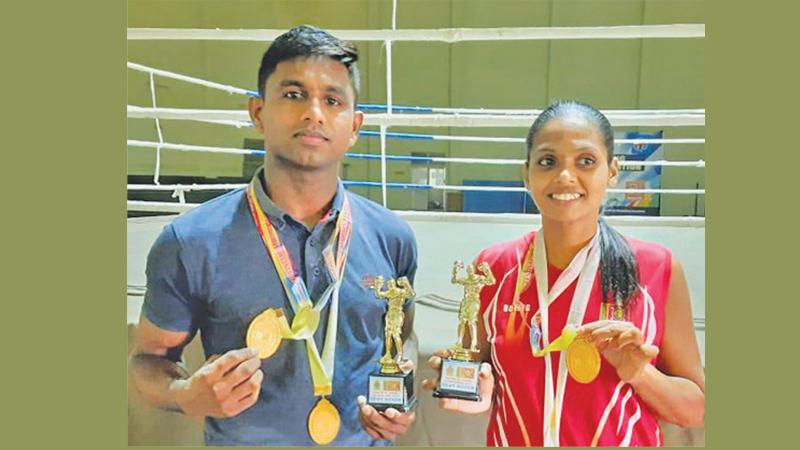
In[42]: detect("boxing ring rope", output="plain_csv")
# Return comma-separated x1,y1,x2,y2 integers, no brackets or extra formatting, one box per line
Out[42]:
127,10,705,216
127,105,705,127
126,62,706,138
128,183,703,195
128,61,705,123
127,24,704,42
127,182,704,213
126,140,706,168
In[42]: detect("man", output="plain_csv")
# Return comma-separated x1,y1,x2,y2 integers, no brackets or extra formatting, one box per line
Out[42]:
129,25,418,446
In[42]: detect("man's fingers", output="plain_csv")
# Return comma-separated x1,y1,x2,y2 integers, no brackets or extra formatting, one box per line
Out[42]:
378,430,397,441
361,405,407,436
359,401,379,422
357,395,412,440
219,391,252,418
202,354,222,367
217,370,263,418
209,347,260,379
428,355,443,370
369,410,406,435
214,356,262,395
235,384,260,411
359,414,383,441
359,405,395,440
383,408,415,425
229,369,264,402
364,427,382,440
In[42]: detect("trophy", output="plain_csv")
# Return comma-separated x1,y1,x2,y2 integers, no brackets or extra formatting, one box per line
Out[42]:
366,276,417,412
433,261,495,401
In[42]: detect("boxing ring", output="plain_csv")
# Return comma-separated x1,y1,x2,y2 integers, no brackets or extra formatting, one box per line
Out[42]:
126,3,704,445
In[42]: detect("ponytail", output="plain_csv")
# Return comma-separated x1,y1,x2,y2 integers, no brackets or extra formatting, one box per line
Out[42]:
598,215,640,309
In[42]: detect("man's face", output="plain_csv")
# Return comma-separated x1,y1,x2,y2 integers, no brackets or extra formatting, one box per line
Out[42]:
248,56,364,172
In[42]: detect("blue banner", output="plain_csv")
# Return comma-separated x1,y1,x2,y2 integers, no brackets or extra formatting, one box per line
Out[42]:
605,131,663,216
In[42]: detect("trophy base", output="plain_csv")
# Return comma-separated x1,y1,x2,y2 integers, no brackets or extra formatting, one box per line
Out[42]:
433,358,481,402
367,369,416,412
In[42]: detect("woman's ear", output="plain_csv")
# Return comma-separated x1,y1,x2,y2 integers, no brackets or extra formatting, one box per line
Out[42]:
522,162,531,190
608,157,620,187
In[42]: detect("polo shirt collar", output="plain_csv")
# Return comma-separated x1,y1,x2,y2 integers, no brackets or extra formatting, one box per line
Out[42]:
251,166,345,230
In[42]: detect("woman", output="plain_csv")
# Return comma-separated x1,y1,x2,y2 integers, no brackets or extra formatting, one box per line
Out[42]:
422,100,705,446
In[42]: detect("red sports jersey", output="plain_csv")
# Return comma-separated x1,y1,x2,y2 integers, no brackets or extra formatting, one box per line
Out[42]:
478,231,672,447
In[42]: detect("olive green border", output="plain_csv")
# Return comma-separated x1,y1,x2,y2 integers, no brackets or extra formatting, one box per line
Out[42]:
706,0,795,448
8,0,127,449
14,0,792,448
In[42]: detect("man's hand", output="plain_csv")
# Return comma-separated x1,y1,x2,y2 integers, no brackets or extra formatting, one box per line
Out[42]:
173,347,263,418
357,396,415,441
357,359,416,440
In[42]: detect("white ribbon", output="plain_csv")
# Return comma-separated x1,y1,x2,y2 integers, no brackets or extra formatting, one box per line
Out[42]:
534,229,601,446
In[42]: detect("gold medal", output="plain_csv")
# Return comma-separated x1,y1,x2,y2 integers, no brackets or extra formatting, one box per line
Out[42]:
566,336,601,384
308,397,340,445
246,308,284,359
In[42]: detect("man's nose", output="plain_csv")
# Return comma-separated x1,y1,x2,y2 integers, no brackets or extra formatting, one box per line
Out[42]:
301,98,324,124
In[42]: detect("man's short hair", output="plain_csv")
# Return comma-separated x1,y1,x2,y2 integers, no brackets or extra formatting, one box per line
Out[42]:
257,25,360,101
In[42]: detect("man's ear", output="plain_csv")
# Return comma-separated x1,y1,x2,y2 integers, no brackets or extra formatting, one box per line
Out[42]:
348,110,365,148
248,96,265,133
608,157,620,187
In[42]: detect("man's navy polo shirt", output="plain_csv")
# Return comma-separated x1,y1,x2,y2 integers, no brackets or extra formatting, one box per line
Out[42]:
143,168,418,446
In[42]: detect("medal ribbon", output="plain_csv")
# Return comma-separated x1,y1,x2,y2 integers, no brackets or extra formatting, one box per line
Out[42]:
246,180,353,397
504,242,536,342
530,324,579,357
531,229,601,446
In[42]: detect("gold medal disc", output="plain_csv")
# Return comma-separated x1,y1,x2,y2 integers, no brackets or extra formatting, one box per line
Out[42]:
246,308,283,359
308,398,340,445
566,336,601,384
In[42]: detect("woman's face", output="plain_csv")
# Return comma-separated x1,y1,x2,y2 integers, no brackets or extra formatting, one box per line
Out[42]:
523,115,619,226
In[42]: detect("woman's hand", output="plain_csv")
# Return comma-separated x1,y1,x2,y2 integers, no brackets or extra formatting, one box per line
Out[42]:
578,320,659,384
420,349,494,414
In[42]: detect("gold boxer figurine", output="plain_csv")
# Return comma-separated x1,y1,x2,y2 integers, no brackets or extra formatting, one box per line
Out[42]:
372,276,415,373
451,261,495,360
